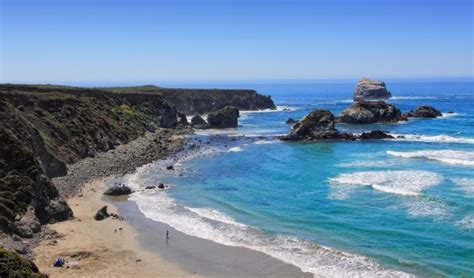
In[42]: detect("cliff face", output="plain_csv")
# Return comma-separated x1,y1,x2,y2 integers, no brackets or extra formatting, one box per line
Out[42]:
0,84,274,237
102,85,276,115
0,84,179,234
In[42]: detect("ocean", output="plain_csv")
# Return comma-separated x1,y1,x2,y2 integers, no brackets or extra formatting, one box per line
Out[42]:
126,80,473,277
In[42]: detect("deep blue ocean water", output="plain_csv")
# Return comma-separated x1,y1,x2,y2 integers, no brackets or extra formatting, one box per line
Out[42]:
128,80,473,277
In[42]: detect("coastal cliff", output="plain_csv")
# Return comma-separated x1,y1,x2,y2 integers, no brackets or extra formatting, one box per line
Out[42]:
102,85,276,115
0,84,273,237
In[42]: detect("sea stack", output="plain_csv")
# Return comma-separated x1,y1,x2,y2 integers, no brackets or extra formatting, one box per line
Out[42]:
353,78,392,101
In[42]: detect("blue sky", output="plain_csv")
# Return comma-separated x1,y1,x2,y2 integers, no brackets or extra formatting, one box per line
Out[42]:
1,0,472,83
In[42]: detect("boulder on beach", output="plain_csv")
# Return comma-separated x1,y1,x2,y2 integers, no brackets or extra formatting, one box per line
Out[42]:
103,185,132,196
94,206,110,221
353,78,392,101
359,130,394,139
336,101,405,124
280,109,355,141
207,106,240,128
405,106,442,118
190,115,208,129
11,207,41,238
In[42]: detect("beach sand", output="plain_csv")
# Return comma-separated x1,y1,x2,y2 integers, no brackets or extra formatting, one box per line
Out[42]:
33,179,201,278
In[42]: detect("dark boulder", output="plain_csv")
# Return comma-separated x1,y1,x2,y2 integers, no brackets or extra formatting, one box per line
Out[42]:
158,183,165,189
45,199,73,222
405,106,442,118
94,206,110,221
103,185,132,196
145,185,156,190
359,130,394,139
336,101,405,124
353,78,392,101
190,115,208,129
281,110,355,141
177,112,189,126
207,106,240,128
286,118,298,124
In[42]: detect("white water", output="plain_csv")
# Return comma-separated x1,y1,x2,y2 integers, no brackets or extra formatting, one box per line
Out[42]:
329,170,443,196
390,134,474,144
387,150,474,167
127,169,412,278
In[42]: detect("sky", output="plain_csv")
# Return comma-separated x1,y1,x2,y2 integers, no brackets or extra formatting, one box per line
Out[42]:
0,0,473,83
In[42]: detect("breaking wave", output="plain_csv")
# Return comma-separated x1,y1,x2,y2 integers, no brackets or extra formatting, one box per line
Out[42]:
387,150,474,167
390,134,474,144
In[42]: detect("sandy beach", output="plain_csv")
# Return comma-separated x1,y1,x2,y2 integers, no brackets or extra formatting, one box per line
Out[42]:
33,178,201,278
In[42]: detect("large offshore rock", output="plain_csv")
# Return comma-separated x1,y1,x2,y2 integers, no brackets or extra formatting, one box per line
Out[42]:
353,78,392,101
405,106,442,118
190,115,208,129
281,110,355,141
207,106,240,128
336,101,405,124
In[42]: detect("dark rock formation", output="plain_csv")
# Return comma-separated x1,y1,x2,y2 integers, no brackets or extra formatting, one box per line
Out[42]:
190,115,208,129
336,101,405,124
94,206,110,221
359,130,394,139
207,106,239,128
405,106,442,118
177,112,189,126
280,110,355,141
286,118,298,124
103,185,132,196
353,78,392,101
11,207,41,238
157,183,165,189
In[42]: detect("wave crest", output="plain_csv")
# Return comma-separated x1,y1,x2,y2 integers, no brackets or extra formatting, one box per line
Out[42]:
387,150,474,167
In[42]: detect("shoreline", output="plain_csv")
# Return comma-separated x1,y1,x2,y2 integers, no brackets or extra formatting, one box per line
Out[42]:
32,130,311,277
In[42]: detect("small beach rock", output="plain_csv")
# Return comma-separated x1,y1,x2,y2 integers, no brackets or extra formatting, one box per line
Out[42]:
359,130,394,139
207,106,239,128
405,106,442,118
157,183,165,189
166,165,174,170
103,185,132,196
353,78,392,101
94,206,110,221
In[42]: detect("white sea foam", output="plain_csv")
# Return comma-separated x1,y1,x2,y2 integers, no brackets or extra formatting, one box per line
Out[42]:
451,178,474,197
329,170,442,196
240,106,298,115
253,139,279,145
404,197,451,219
457,214,474,230
228,146,243,152
337,160,399,168
390,96,438,100
387,150,474,167
390,134,474,144
441,112,462,118
129,187,412,278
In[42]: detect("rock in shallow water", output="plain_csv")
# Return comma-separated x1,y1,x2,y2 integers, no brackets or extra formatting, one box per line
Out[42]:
94,206,110,221
103,186,132,196
207,106,240,128
190,115,208,129
336,101,405,124
353,78,392,101
280,109,355,141
359,130,394,139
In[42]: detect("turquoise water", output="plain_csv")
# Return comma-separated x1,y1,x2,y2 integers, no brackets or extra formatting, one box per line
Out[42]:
129,80,473,277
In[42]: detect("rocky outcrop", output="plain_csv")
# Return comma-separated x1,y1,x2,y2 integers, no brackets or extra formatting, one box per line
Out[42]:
359,130,394,139
405,106,442,118
190,115,208,129
281,110,397,142
336,101,405,124
103,185,132,196
286,118,298,124
353,78,392,101
177,112,189,126
207,106,239,128
280,110,355,141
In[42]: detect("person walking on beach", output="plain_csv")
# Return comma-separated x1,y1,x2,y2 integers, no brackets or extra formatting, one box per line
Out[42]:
166,230,170,241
